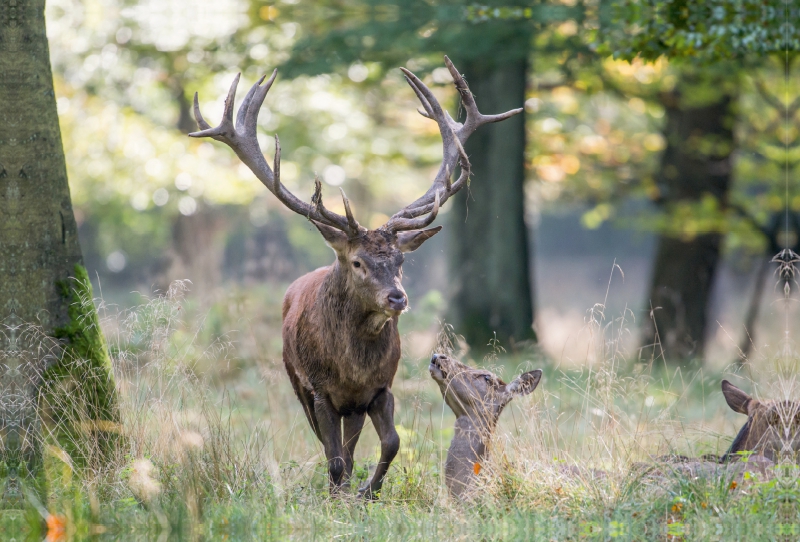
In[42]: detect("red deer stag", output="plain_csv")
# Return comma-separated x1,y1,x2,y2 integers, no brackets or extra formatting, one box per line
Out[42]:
189,57,522,498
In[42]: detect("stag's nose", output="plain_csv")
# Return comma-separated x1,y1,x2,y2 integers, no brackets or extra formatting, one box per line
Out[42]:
387,290,407,311
430,353,442,366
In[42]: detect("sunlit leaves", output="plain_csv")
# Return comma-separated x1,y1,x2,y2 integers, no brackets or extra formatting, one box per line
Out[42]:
596,0,798,61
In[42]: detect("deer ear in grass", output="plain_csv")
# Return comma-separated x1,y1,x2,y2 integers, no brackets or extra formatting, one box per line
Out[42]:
722,380,752,415
506,369,542,398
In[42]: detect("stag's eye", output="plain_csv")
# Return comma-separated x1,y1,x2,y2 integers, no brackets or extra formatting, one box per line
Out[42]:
353,261,361,268
483,375,491,382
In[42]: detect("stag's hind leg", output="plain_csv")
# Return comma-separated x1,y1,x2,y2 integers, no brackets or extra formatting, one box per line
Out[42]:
284,359,322,441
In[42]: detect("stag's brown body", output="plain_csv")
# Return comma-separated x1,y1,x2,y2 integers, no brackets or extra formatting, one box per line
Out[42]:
281,257,403,498
190,56,522,497
283,265,401,415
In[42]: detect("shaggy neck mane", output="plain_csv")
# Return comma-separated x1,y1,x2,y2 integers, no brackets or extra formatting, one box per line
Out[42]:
318,260,394,339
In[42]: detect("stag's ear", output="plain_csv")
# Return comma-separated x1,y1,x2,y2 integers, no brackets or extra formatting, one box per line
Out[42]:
722,380,752,415
312,220,349,253
506,369,542,398
396,226,442,253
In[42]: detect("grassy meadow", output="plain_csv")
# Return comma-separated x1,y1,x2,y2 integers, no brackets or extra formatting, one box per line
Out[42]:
11,280,800,541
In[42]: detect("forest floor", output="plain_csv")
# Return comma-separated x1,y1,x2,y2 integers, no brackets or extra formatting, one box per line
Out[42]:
10,282,800,541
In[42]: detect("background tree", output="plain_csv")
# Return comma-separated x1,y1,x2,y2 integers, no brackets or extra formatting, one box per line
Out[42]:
280,0,794,355
270,1,594,350
639,68,739,361
0,0,118,499
36,0,796,368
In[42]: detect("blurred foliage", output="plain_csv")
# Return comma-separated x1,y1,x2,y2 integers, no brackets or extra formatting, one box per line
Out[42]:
47,0,456,284
276,0,798,255
45,0,797,286
529,53,797,259
596,0,798,61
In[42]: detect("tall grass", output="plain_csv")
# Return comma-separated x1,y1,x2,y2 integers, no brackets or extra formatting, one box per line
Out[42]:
13,277,800,540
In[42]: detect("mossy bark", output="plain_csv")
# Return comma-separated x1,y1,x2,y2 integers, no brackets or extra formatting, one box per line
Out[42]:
0,0,118,498
41,264,120,467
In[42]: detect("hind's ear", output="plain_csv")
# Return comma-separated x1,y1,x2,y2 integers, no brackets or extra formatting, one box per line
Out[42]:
722,380,752,415
507,369,542,397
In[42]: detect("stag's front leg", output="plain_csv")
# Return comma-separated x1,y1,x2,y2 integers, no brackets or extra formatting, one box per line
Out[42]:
359,388,400,500
313,394,345,493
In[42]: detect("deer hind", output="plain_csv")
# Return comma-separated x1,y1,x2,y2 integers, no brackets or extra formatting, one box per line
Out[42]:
722,380,800,462
190,57,522,498
429,353,541,498
428,368,797,498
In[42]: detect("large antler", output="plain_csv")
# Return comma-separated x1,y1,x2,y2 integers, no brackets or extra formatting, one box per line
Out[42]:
381,56,523,232
189,71,364,237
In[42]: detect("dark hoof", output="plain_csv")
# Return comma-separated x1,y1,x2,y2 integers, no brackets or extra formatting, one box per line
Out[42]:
357,486,378,501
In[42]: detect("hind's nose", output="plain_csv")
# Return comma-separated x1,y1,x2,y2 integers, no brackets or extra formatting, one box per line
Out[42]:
430,353,446,367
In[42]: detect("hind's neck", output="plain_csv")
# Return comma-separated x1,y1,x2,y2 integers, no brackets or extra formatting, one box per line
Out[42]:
445,416,491,499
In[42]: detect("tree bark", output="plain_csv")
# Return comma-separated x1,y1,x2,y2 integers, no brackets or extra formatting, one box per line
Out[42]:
640,78,737,363
447,55,536,352
0,0,118,494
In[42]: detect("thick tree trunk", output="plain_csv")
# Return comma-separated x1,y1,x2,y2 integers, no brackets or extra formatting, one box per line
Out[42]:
0,0,118,493
640,79,736,363
447,55,536,352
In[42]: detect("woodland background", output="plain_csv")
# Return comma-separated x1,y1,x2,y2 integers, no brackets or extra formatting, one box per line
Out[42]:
50,0,796,366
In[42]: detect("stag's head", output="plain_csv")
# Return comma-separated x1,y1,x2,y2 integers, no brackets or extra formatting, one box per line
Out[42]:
429,353,541,427
723,380,800,462
189,56,521,320
313,222,441,316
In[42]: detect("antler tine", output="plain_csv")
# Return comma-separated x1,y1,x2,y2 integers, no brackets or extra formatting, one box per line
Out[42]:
236,74,266,132
189,70,361,235
402,74,436,119
244,69,278,139
386,190,441,231
192,92,212,130
222,72,240,124
444,56,476,115
388,134,470,224
382,57,520,233
340,188,361,234
189,74,240,140
311,177,362,235
446,134,471,195
399,68,450,127
444,55,523,131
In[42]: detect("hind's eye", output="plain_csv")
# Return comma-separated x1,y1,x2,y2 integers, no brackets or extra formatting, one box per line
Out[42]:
353,261,361,268
483,375,491,382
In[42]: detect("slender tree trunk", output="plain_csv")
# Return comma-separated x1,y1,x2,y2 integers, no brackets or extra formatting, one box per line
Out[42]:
0,0,118,494
640,76,737,363
447,54,536,351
